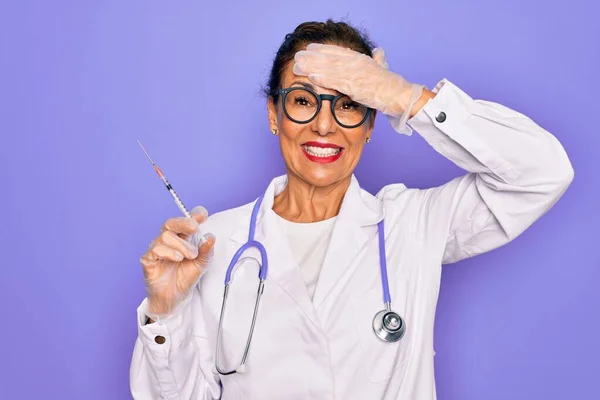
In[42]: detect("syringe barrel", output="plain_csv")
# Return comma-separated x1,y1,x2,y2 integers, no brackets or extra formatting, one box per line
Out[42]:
166,185,191,218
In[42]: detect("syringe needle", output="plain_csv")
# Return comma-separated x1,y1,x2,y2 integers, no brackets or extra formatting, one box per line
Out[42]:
137,140,156,165
136,140,203,241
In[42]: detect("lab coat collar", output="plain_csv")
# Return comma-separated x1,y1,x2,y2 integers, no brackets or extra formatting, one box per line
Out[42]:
230,174,384,243
229,174,384,317
261,174,384,226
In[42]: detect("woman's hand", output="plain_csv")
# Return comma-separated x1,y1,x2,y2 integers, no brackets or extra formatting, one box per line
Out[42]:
140,206,216,319
293,44,428,134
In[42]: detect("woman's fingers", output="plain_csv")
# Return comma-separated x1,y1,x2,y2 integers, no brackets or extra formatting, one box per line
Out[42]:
294,51,347,75
305,74,352,96
190,205,209,223
146,243,185,263
141,229,201,267
305,42,356,56
159,206,209,240
194,233,216,267
161,216,199,235
144,206,212,265
158,230,198,259
371,48,389,69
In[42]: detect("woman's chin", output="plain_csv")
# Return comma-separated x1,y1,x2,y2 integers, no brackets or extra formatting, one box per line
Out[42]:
297,169,348,188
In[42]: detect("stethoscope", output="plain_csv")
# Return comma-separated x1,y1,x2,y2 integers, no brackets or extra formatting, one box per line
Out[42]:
214,194,406,375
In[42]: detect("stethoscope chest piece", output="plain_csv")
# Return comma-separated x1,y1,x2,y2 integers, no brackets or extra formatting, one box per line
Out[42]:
372,309,406,342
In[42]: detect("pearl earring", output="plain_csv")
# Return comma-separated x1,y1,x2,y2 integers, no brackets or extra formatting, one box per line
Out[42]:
365,137,371,143
271,129,278,135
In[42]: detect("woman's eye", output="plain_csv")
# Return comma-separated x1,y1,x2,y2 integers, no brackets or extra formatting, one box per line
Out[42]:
294,97,310,106
341,101,359,110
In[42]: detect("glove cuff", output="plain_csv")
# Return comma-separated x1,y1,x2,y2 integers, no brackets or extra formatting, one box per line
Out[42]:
386,83,426,135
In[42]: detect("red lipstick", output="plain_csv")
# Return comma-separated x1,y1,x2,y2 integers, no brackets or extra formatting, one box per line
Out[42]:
301,141,344,164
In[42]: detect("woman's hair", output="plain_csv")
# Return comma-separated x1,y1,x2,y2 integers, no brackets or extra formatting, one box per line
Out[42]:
264,19,376,104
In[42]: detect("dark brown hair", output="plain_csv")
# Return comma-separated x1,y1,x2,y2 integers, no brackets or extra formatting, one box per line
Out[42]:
264,19,376,104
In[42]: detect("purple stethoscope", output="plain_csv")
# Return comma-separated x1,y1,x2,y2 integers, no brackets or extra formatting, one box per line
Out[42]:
214,194,406,376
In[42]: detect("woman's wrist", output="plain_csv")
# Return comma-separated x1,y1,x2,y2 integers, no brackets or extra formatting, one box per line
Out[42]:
409,88,436,118
382,77,435,119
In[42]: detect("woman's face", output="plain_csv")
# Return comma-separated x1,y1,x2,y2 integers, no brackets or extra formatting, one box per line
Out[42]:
267,59,375,188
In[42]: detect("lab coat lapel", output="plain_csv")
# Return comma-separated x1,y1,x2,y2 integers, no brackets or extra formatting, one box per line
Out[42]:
311,175,384,309
229,175,321,329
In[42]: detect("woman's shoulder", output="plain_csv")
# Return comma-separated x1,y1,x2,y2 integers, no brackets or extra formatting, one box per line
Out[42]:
373,180,449,222
375,181,424,204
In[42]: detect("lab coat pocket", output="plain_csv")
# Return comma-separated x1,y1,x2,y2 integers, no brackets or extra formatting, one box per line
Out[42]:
350,288,413,383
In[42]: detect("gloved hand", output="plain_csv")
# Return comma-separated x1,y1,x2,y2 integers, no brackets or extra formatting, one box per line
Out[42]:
293,43,426,135
140,206,216,320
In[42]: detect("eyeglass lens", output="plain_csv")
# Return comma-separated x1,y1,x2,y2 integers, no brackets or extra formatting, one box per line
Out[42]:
283,88,368,127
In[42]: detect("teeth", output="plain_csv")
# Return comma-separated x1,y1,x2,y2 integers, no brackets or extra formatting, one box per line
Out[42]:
302,145,341,157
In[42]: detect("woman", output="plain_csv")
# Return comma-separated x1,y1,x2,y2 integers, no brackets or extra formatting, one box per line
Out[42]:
130,20,573,399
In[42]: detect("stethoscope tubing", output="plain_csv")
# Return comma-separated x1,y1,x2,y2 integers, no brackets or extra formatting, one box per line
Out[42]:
215,193,405,375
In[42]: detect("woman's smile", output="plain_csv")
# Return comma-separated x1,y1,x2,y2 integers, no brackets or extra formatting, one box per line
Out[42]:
301,141,344,163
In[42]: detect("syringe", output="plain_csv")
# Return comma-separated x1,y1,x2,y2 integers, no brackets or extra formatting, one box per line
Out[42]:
137,140,206,241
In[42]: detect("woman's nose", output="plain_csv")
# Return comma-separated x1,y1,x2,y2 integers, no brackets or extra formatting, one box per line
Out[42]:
313,102,336,136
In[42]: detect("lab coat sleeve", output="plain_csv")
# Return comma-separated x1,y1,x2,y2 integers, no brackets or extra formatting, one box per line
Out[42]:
405,79,574,264
129,288,221,400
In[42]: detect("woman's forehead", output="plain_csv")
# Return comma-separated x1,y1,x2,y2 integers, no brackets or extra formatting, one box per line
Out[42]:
280,61,303,85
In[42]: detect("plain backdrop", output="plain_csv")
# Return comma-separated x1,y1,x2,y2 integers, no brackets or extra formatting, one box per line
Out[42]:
0,0,598,399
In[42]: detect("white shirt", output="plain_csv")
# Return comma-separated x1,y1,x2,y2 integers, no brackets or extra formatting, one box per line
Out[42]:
276,215,337,300
129,79,573,400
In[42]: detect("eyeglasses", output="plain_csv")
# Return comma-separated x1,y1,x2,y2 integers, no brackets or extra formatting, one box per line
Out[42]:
277,87,372,129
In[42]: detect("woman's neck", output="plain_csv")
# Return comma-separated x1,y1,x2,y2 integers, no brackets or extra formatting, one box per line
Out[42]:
272,173,351,223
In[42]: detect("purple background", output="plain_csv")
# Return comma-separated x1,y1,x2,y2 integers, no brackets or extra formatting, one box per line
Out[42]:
1,1,598,399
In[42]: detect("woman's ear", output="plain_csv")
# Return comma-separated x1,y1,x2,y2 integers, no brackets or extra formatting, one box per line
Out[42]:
267,97,278,131
369,109,377,130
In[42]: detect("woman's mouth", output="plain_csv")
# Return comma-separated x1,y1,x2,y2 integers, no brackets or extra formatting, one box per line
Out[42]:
301,142,344,163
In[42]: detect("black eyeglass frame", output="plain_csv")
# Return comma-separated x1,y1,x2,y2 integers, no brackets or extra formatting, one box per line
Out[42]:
276,87,373,129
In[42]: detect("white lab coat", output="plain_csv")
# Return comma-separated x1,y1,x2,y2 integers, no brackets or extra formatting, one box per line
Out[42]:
129,80,573,400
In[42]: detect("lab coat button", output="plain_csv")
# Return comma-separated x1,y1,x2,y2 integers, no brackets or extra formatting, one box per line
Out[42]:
154,335,166,344
435,111,447,123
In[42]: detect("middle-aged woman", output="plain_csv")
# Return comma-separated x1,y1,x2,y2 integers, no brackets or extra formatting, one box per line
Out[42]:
130,20,574,399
